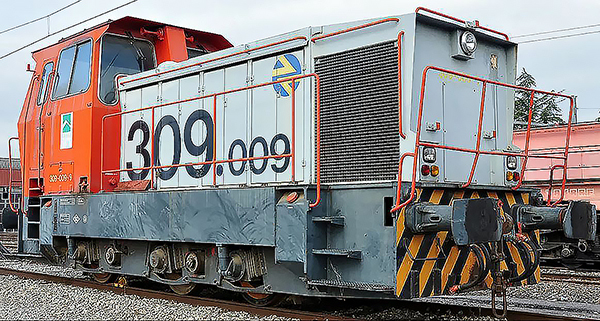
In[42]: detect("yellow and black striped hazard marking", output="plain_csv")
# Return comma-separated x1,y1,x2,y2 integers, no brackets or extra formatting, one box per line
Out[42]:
395,188,540,298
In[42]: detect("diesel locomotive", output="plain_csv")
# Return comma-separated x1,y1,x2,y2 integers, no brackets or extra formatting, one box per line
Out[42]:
5,7,596,316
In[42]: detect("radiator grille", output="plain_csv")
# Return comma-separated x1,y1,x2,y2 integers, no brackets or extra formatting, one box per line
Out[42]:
315,41,399,183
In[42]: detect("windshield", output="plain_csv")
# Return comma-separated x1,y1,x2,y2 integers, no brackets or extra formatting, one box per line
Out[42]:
99,34,155,104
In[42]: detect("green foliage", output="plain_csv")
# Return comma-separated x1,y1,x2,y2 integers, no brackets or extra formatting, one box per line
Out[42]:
514,68,565,128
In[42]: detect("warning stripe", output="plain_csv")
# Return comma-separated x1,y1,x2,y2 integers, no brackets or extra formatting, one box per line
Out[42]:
395,189,424,296
399,189,437,297
396,188,538,297
418,190,445,295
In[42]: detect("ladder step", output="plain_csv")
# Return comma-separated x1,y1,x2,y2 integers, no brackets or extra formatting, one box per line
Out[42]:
307,279,393,292
312,216,345,226
312,249,362,260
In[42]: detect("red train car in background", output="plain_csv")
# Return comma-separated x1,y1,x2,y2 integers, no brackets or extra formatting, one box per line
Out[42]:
0,158,21,231
515,122,600,268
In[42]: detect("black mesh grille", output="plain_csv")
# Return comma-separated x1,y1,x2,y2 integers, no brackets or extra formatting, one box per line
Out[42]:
315,41,399,183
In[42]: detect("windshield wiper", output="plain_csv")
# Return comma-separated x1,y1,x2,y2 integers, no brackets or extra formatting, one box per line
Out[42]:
125,31,146,71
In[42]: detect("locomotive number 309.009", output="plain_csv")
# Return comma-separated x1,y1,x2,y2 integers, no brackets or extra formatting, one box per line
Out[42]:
125,109,291,181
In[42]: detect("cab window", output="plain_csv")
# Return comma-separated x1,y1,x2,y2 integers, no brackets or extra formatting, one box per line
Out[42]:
187,47,208,59
99,34,156,104
52,40,92,99
36,62,54,105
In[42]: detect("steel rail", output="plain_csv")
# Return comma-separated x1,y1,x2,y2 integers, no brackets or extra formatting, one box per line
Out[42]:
392,66,575,212
0,265,582,320
0,267,342,321
120,36,308,86
101,73,322,208
415,7,510,41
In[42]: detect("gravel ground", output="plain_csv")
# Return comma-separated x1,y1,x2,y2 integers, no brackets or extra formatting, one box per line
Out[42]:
0,274,289,320
2,257,600,320
0,258,290,320
0,258,83,278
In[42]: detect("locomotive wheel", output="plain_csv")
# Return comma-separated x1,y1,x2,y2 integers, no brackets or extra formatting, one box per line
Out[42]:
240,281,285,307
91,272,117,284
166,273,200,295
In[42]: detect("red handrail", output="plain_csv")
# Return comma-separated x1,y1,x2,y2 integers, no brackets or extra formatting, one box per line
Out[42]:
462,81,487,188
391,66,574,212
101,73,322,208
7,137,20,213
397,31,406,139
311,17,399,43
120,36,308,86
415,7,510,41
512,92,535,190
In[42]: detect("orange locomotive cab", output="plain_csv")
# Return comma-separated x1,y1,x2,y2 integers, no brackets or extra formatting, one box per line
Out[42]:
17,17,232,202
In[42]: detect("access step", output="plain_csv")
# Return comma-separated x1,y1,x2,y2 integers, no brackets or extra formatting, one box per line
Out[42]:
307,279,394,292
312,248,362,259
312,216,345,226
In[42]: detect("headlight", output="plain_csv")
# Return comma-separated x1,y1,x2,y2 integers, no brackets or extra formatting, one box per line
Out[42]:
460,31,477,56
423,147,436,163
506,156,518,170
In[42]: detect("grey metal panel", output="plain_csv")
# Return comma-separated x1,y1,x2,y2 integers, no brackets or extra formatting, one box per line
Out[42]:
275,198,307,263
411,20,516,187
326,186,396,285
40,204,53,245
54,188,276,246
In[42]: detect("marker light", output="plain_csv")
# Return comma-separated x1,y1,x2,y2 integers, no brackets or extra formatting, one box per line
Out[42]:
423,147,436,163
506,156,518,170
421,164,430,176
513,172,521,182
506,171,514,182
460,31,477,56
431,165,440,177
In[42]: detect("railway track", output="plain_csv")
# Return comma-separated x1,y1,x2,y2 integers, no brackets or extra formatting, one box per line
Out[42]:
0,267,343,320
0,264,587,320
541,268,600,286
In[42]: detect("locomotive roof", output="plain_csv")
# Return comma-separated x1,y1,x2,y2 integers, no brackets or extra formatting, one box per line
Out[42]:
32,16,232,54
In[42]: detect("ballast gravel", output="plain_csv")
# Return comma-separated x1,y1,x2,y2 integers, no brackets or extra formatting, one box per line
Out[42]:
0,274,288,320
0,258,83,278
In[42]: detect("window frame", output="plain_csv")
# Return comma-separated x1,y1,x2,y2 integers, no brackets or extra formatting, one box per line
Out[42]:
98,33,157,106
51,38,93,101
36,61,54,106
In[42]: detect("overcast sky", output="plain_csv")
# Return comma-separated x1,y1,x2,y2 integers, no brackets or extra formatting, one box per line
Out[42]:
1,0,599,157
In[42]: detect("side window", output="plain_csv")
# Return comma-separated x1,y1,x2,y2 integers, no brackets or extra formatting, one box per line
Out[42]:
52,40,92,99
99,35,155,104
36,62,54,105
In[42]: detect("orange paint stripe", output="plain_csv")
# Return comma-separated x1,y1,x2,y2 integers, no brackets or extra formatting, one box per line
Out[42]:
419,232,448,295
507,242,525,285
416,190,444,296
506,192,516,206
534,230,541,282
396,235,424,295
460,252,476,283
440,246,460,291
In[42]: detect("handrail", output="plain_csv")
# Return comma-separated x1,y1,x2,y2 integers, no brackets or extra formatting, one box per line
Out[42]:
415,7,510,41
397,31,406,139
392,66,574,212
101,73,322,208
548,165,566,206
7,137,20,213
311,17,399,43
120,36,308,86
512,92,535,190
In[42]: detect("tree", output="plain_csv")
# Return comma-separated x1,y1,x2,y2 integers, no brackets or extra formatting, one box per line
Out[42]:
514,68,565,128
